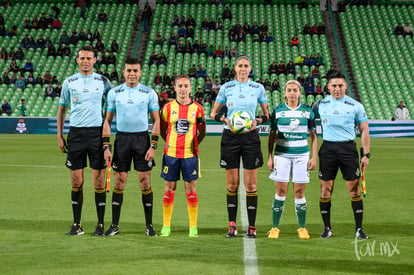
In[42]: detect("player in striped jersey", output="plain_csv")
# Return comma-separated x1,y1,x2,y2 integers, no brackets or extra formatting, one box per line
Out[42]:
159,75,206,237
267,80,318,239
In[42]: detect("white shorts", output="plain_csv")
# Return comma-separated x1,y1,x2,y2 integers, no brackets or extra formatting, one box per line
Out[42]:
268,153,310,183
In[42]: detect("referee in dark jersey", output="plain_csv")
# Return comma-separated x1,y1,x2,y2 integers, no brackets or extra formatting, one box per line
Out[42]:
312,70,370,239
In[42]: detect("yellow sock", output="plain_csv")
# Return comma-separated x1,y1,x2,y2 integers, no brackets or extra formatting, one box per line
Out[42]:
186,191,198,228
163,190,175,226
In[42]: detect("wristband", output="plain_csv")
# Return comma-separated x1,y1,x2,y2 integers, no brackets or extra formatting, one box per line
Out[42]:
214,114,223,122
102,136,110,145
151,135,159,143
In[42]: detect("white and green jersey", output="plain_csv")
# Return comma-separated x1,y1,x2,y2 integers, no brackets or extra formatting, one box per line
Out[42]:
270,103,316,155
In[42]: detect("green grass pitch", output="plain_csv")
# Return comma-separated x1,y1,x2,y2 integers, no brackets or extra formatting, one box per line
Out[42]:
0,134,413,274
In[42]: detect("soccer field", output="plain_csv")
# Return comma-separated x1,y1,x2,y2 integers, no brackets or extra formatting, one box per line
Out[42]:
0,134,413,275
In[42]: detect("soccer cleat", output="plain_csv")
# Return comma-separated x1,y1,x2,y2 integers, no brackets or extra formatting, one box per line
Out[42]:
105,224,120,236
226,221,238,238
66,223,84,236
245,226,257,239
320,227,332,239
355,228,368,240
189,227,198,237
297,228,310,239
145,224,157,237
267,227,280,239
160,225,171,237
93,224,105,236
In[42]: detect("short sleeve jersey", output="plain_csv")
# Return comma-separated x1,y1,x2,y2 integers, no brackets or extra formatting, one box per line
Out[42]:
313,95,368,141
270,103,315,155
106,83,159,132
215,79,267,129
161,99,204,158
59,72,111,127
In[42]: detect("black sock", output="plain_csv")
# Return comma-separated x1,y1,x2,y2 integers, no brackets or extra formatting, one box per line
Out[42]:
71,185,83,225
112,189,124,225
95,188,106,225
351,196,363,229
320,198,331,229
246,191,258,227
226,189,238,223
142,188,153,226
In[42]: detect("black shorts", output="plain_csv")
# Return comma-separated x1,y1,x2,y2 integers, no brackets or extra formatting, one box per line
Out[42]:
220,129,263,170
112,131,154,172
318,140,360,181
66,127,106,170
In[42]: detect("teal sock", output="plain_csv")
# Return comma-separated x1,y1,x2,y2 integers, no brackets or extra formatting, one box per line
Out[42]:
272,195,286,228
295,198,307,228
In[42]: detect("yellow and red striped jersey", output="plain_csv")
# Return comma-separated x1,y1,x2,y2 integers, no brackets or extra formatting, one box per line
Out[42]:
161,99,204,158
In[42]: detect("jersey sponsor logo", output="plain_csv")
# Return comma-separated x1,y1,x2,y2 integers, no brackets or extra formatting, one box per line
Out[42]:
94,76,103,81
239,94,245,99
127,99,134,104
115,88,124,93
68,77,78,82
344,100,355,106
289,118,300,130
139,89,149,94
320,100,330,104
175,119,190,134
333,110,339,114
226,84,236,89
249,83,259,88
82,89,89,93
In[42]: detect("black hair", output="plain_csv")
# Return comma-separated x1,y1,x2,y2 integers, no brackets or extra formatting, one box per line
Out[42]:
326,69,345,81
78,45,97,58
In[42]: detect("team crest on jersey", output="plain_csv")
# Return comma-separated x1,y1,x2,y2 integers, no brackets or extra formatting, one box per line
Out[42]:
73,96,79,103
322,118,328,124
227,101,233,107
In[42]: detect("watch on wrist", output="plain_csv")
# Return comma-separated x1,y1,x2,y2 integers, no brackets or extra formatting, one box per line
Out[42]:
150,143,157,149
363,152,370,158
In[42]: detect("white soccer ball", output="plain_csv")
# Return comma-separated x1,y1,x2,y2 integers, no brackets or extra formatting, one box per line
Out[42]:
230,111,252,133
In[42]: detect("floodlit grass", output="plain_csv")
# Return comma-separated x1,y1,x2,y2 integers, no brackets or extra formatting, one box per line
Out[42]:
0,134,413,274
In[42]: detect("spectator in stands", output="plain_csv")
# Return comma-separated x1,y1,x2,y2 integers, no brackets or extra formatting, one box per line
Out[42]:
168,33,177,46
201,18,209,30
308,54,317,67
204,76,212,92
27,37,37,49
230,46,238,57
187,15,196,27
95,40,105,52
52,17,62,29
63,44,71,57
312,66,320,78
294,54,305,66
8,25,16,37
305,82,315,96
271,79,280,92
198,40,207,54
263,78,272,91
38,13,48,29
316,53,324,66
250,21,260,35
98,10,108,22
54,83,62,97
315,82,322,95
0,47,6,59
297,73,305,85
394,23,404,36
44,83,56,100
216,19,223,30
31,16,38,29
78,29,86,41
154,31,164,46
52,75,58,84
93,30,101,41
107,52,116,65
187,25,194,39
207,44,215,58
303,23,312,35
51,6,60,18
14,48,25,60
36,35,46,49
212,78,221,93
149,52,158,66
298,0,308,9
318,22,326,34
10,60,20,73
69,30,79,45
79,0,87,18
404,22,413,37
277,61,287,75
177,24,187,39
59,31,70,44
208,18,217,31
86,29,93,41
196,64,207,78
286,60,296,76
56,45,64,57
176,40,184,54
188,64,197,78
110,68,119,82
267,32,274,43
162,73,171,87
0,24,7,36
290,34,299,47
194,88,204,104
47,45,56,57
157,53,168,66
10,72,17,84
141,3,152,33
47,14,54,27
222,5,232,20
184,40,192,54
394,101,409,120
15,75,26,89
268,61,278,75
21,35,31,48
154,72,162,86
35,74,43,85
26,72,35,86
18,98,26,116
192,40,200,53
0,12,4,25
311,24,319,35
304,73,314,88
44,37,52,49
2,71,10,84
171,15,180,26
44,71,52,84
179,15,187,26
1,99,12,115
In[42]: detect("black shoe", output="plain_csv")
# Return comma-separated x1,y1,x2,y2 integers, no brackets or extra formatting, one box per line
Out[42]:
105,224,120,236
145,224,157,237
226,221,238,238
93,224,105,236
66,223,84,236
355,228,368,239
320,227,332,239
245,226,257,239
